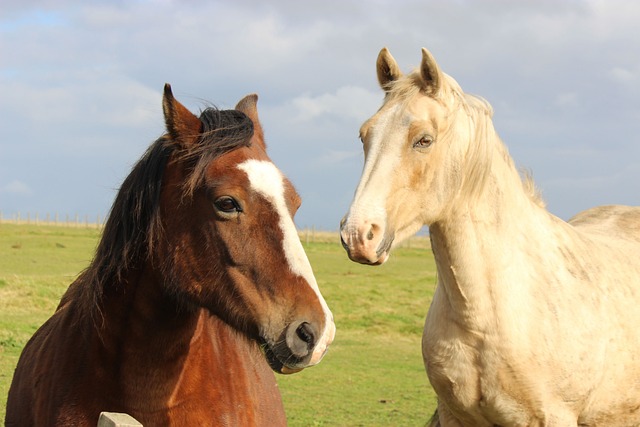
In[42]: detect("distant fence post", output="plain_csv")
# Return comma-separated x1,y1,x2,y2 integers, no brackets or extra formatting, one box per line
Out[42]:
97,412,142,427
1,212,108,228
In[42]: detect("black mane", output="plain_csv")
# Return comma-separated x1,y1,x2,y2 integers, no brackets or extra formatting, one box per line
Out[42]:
77,107,253,314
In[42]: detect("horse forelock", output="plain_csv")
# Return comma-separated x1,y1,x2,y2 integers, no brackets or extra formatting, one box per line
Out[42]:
180,107,254,196
386,69,461,105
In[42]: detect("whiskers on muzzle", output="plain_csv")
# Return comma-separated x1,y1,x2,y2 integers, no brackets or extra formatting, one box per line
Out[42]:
260,316,334,375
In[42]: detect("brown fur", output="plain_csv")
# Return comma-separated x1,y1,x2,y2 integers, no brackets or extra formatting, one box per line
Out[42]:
6,85,330,426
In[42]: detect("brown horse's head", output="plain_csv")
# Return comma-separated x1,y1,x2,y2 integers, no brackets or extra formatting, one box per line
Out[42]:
145,85,334,373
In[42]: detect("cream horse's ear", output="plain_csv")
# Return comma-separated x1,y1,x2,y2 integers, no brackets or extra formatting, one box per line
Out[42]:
377,47,402,91
420,47,443,96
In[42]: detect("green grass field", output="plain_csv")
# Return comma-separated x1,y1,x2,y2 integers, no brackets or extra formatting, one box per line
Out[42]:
0,223,438,425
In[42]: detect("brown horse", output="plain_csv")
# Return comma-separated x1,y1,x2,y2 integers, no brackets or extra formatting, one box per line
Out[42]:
6,85,335,426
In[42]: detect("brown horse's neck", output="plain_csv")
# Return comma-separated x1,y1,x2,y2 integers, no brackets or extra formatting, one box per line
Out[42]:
89,266,203,404
74,265,285,425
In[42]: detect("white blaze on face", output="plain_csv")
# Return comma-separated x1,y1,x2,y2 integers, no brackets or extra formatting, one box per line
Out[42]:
237,159,335,364
343,104,402,239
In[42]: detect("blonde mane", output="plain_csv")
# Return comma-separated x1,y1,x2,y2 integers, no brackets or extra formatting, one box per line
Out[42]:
343,48,640,426
387,69,545,208
461,91,546,209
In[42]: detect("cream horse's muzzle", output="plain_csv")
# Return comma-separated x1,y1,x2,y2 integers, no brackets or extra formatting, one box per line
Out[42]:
339,216,393,265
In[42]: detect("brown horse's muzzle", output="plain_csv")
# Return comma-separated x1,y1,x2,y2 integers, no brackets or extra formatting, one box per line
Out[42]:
261,318,333,374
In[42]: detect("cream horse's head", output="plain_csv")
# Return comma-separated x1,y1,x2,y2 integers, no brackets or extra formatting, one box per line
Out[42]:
341,47,477,265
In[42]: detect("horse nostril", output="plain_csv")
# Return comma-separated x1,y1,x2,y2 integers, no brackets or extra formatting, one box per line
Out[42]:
295,322,315,350
285,321,317,359
367,223,382,241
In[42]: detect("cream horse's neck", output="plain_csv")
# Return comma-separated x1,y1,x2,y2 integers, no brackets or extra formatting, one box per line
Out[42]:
428,117,555,329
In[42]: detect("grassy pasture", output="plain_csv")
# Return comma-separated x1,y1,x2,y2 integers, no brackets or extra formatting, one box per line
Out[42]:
0,223,438,425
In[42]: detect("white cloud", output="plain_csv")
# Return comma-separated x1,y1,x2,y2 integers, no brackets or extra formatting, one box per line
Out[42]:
2,0,640,229
1,180,33,196
3,75,158,123
610,66,640,91
318,150,362,166
288,86,381,123
554,92,579,108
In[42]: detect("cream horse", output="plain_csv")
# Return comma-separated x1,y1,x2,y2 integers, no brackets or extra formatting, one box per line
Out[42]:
340,47,640,426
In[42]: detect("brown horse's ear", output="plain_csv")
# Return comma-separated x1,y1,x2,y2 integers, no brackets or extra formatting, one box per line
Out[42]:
162,83,202,147
419,48,443,97
235,93,265,149
377,47,403,91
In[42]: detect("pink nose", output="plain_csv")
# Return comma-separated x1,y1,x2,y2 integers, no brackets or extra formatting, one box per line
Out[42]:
340,218,389,265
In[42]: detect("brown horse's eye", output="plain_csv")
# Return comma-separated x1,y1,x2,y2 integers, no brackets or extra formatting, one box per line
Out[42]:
214,196,242,214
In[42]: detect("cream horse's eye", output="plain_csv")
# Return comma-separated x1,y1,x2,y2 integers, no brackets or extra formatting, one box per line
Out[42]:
413,135,434,150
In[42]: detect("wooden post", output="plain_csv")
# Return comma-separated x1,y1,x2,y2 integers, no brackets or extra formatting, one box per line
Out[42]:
97,412,142,427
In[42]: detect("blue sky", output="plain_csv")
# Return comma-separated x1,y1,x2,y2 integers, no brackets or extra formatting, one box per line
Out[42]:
1,0,639,230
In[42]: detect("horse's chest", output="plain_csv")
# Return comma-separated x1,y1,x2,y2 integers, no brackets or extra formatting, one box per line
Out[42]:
423,324,538,426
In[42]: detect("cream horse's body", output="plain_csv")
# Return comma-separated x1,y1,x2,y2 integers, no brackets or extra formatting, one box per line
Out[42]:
340,47,640,426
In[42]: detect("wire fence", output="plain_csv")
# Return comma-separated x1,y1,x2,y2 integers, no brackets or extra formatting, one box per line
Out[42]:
0,212,431,249
0,211,105,229
297,226,430,249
